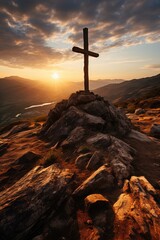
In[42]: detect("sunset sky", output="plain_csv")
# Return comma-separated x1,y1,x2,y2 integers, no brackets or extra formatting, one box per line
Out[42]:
0,0,160,82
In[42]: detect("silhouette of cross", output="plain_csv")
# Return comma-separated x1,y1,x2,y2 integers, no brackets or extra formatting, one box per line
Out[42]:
72,28,99,92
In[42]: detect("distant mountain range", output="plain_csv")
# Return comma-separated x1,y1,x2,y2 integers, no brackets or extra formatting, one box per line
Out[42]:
94,74,160,103
1,74,160,126
0,76,123,126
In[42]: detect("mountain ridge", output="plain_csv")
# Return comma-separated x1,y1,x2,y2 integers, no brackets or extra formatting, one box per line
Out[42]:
94,73,160,103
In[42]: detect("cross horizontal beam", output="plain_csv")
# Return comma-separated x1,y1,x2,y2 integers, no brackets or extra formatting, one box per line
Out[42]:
72,46,99,58
72,28,99,92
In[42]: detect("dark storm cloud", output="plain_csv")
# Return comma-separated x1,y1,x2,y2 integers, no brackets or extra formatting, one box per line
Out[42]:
0,0,159,68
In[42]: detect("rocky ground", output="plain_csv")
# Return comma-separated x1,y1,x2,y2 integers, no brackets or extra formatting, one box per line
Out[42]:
127,107,160,136
0,91,160,240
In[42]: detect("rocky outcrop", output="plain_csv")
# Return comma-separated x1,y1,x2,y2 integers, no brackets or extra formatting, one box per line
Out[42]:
86,133,111,148
0,164,76,240
0,151,41,190
84,194,110,214
150,123,160,138
61,126,85,148
40,91,134,185
40,91,132,142
113,176,160,240
86,133,136,184
5,121,31,137
1,89,160,240
73,165,114,197
15,151,41,165
135,108,146,115
128,129,151,142
0,141,9,156
84,194,114,239
108,136,136,185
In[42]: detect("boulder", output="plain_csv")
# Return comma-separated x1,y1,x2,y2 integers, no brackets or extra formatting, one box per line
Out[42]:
0,151,41,189
67,91,96,106
84,194,110,213
0,165,75,240
40,99,68,134
86,151,103,170
84,194,114,239
80,100,110,118
128,129,151,142
43,106,84,142
75,153,93,169
113,176,160,240
6,122,31,136
73,165,114,197
108,136,136,185
15,151,41,165
106,105,132,136
43,197,79,240
84,112,105,130
87,133,111,148
150,123,160,138
61,126,85,147
135,108,146,115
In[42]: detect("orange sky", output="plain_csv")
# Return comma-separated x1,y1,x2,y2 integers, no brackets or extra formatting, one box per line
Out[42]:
0,1,160,82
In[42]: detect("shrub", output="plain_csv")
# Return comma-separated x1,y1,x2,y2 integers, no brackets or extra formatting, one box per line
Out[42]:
40,149,60,167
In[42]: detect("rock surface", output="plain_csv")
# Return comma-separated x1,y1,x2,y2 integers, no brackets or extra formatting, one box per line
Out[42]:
40,91,134,185
113,176,160,240
128,129,151,142
1,91,160,240
0,164,75,240
108,136,136,185
73,165,114,197
86,151,103,170
6,121,31,137
75,152,93,169
40,91,132,141
86,133,111,148
150,123,160,138
84,194,114,239
135,108,146,115
84,194,110,213
0,141,9,156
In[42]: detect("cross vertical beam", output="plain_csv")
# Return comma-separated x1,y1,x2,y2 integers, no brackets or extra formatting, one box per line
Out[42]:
83,28,89,91
72,28,99,92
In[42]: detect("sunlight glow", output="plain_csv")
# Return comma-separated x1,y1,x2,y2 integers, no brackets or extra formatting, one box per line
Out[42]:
51,72,60,80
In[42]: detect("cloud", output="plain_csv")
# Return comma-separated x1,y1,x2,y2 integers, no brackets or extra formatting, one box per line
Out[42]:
144,64,160,69
0,0,160,68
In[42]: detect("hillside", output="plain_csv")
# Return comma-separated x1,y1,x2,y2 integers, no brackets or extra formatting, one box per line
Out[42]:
94,74,160,104
0,76,123,126
0,76,51,105
0,91,160,240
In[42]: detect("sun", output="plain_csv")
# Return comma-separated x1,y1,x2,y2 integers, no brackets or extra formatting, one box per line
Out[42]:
51,72,60,80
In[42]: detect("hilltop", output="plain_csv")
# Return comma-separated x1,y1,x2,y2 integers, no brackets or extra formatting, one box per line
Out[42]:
0,91,160,240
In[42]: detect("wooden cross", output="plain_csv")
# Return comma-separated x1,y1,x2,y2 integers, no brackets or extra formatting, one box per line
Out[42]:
72,28,99,92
